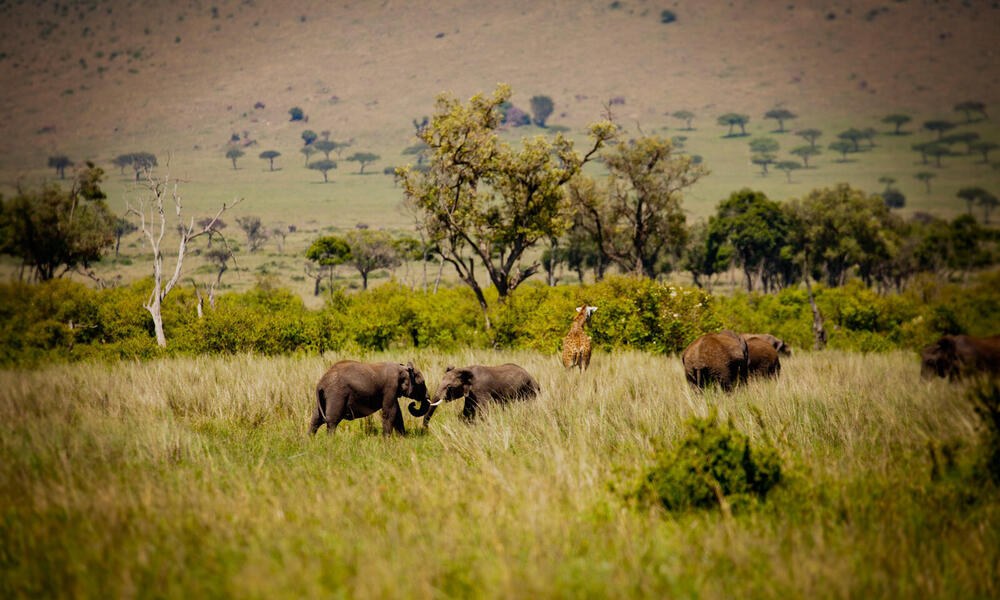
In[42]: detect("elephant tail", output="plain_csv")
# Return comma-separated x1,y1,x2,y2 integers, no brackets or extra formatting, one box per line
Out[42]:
316,388,328,422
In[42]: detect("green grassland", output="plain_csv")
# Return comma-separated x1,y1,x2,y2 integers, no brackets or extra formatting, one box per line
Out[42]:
1,349,997,597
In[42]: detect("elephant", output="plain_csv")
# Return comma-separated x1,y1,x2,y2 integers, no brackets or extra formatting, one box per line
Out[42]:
309,360,430,436
743,333,791,356
682,329,749,391
743,335,781,378
920,334,1000,380
419,363,540,425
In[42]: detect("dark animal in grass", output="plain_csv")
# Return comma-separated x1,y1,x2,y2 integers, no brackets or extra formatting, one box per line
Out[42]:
309,361,429,436
423,364,540,426
682,330,749,391
743,333,791,356
562,305,596,370
743,335,781,378
920,334,1000,380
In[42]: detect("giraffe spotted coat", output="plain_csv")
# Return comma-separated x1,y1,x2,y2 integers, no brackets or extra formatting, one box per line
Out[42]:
561,306,596,370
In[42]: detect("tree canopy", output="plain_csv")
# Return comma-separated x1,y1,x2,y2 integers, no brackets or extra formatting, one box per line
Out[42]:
529,95,555,127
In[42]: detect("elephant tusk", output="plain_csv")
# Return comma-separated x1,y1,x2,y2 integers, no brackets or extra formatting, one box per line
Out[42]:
429,399,444,407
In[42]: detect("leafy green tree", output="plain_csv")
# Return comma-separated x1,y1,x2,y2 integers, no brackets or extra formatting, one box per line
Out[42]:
796,128,822,148
47,155,73,179
925,144,950,167
289,107,304,121
829,140,853,161
259,150,280,171
301,129,317,146
709,189,791,291
671,110,695,130
399,84,615,328
313,140,337,159
790,145,820,167
954,101,988,123
837,128,865,151
717,113,750,136
529,95,555,127
881,189,905,209
570,136,706,278
204,244,235,291
127,152,157,181
0,164,115,281
225,147,244,170
308,159,337,182
764,109,796,132
682,221,730,290
305,235,350,295
882,113,911,135
915,171,936,193
113,217,137,256
924,120,956,139
111,154,132,175
345,230,401,290
970,141,998,163
300,146,317,166
346,152,379,174
776,161,800,182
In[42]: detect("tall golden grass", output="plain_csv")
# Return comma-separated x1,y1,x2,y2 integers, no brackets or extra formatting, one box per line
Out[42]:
1,349,996,598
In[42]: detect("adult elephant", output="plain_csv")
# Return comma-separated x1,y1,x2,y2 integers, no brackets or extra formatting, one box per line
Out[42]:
920,335,1000,380
420,364,540,426
743,333,791,356
682,330,749,391
309,361,430,436
744,335,781,378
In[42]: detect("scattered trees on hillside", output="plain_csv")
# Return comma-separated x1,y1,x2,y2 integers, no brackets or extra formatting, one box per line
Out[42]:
529,95,555,127
970,141,998,163
915,171,936,193
47,155,73,179
569,135,706,278
954,101,988,123
882,113,911,135
924,120,956,139
0,163,116,282
300,146,317,166
749,137,779,175
717,113,750,136
399,84,615,328
259,150,280,171
837,128,865,152
113,152,158,181
790,145,820,167
313,140,338,159
776,161,800,182
796,128,822,148
829,141,853,161
308,159,337,182
225,148,244,170
346,152,379,174
764,109,796,132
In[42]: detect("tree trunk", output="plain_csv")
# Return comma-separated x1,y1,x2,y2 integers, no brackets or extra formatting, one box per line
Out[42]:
803,266,826,350
146,293,167,348
433,256,444,294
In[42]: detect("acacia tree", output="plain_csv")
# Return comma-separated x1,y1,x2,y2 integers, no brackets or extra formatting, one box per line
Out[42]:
308,159,337,182
717,113,750,136
314,140,338,159
569,135,707,278
126,172,239,346
259,150,280,171
749,137,779,175
345,229,400,290
837,128,865,151
671,110,695,130
924,120,956,139
399,84,615,328
236,215,268,253
682,221,731,290
300,146,317,166
225,148,244,170
970,141,998,163
791,145,820,167
776,161,800,182
954,101,987,123
957,186,992,216
113,217,138,256
796,128,822,148
915,171,936,193
48,155,73,179
346,152,379,174
0,164,116,282
128,152,157,181
764,109,796,132
829,141,853,161
529,95,555,127
882,114,911,135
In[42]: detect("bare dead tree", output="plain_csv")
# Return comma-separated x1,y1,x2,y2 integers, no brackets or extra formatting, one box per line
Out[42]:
126,171,240,346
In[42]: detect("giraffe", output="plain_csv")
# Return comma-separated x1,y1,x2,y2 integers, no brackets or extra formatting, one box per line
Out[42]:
561,305,596,370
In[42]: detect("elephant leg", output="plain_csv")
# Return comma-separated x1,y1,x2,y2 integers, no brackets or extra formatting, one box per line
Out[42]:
461,397,477,422
309,408,324,435
382,397,405,436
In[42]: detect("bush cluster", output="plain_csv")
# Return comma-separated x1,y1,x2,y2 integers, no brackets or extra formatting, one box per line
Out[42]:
1,273,998,366
630,413,782,512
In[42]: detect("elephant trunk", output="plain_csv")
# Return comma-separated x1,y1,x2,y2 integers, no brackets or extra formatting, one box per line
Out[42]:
408,396,432,418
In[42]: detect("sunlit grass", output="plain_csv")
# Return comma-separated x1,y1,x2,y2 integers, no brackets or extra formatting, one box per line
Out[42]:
1,349,996,598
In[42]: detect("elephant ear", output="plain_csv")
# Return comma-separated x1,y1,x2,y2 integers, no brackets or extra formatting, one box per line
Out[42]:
397,365,412,396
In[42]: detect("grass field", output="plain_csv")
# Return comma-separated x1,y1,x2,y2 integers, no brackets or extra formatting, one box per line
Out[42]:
2,349,997,598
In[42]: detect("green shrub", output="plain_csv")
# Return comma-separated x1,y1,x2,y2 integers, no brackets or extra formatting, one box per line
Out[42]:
631,412,782,512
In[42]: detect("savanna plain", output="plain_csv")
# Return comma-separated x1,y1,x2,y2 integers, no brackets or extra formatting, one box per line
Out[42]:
2,349,998,598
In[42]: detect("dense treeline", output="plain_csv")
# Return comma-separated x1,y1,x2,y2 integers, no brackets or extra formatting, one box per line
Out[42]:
1,272,997,366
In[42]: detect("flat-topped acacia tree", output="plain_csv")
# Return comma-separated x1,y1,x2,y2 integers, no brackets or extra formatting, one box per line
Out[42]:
346,152,379,174
399,84,615,329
